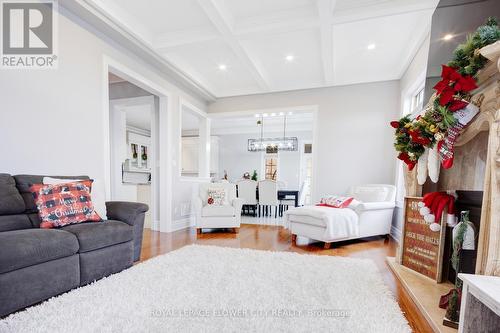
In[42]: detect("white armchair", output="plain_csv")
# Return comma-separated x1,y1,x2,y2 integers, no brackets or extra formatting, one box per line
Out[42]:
194,182,243,233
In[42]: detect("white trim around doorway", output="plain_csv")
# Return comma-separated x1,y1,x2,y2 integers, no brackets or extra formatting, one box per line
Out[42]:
102,55,173,232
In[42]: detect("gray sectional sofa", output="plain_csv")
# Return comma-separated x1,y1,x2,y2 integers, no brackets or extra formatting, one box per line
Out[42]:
0,174,148,317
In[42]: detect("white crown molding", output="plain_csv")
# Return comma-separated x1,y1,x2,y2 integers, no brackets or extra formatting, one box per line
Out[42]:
60,0,216,102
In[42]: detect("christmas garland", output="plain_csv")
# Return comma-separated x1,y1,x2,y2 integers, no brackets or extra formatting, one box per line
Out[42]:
391,18,500,171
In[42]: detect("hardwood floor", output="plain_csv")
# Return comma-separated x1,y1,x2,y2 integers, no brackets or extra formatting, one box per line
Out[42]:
140,224,433,333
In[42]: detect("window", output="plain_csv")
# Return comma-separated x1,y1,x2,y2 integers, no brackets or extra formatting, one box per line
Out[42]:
265,155,278,180
410,87,425,114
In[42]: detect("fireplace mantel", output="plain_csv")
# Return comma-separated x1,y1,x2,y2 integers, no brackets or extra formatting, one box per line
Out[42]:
405,41,500,276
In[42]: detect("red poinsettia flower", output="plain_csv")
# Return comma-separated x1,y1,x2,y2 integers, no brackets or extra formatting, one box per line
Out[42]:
433,79,451,95
390,121,400,128
439,87,455,106
409,129,431,146
398,153,416,170
454,75,477,92
448,99,469,112
441,65,462,82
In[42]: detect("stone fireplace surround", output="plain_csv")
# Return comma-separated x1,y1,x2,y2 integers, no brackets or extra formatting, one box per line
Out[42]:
404,41,500,277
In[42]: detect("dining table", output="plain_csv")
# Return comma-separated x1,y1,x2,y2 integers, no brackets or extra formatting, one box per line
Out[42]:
236,185,299,207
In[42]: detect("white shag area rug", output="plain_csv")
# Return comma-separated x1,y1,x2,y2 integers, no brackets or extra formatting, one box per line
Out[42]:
0,245,410,333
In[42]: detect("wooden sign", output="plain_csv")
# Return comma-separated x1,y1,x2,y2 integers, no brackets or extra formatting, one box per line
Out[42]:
401,197,446,282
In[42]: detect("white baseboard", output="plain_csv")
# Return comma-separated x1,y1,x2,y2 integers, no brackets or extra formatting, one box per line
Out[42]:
150,220,160,231
390,225,402,243
171,216,193,232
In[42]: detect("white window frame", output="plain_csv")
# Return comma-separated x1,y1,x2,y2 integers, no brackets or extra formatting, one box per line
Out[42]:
396,73,426,207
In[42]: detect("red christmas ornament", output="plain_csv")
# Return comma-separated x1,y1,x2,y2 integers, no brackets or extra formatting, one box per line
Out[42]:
390,121,400,129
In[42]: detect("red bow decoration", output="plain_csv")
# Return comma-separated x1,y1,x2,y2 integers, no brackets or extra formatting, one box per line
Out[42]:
408,129,431,146
398,153,416,171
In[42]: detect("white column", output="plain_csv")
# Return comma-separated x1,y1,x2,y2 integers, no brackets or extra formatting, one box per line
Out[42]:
198,116,211,179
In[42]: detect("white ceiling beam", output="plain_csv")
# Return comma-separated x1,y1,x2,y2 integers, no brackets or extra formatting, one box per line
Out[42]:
317,0,336,86
153,28,221,51
197,0,272,91
234,6,319,38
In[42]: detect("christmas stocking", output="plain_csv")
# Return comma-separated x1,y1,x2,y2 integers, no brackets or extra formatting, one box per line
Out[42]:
428,145,440,182
439,103,479,169
417,148,429,185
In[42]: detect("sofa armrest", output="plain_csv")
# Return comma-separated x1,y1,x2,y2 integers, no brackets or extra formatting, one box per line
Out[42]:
232,198,243,215
105,201,149,226
105,201,148,262
356,201,395,212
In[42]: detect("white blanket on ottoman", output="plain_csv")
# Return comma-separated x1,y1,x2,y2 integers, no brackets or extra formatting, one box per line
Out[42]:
284,206,359,241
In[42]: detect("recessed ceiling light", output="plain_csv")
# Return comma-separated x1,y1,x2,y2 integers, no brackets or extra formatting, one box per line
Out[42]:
218,64,227,71
443,34,454,41
367,43,376,50
285,55,295,62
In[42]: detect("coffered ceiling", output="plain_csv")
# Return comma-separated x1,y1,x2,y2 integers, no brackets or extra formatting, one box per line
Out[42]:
87,0,439,97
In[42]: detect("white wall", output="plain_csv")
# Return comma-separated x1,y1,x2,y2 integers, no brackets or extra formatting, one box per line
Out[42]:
209,81,401,202
0,7,207,231
217,131,312,189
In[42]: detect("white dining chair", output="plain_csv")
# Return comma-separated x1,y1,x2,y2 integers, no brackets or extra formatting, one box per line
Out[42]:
258,180,279,218
236,179,258,216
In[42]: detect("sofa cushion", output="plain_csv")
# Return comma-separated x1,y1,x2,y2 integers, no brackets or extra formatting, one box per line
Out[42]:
0,215,32,232
14,175,89,213
0,229,79,274
61,220,133,253
0,174,25,215
202,205,235,217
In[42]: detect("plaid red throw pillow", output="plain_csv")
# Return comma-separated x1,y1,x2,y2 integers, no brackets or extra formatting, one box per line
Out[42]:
30,180,101,229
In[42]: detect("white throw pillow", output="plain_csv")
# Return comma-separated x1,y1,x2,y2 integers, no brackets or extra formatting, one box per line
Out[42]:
43,177,108,220
206,188,227,206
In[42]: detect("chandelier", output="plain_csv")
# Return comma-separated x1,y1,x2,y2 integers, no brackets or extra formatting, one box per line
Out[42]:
248,114,298,152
